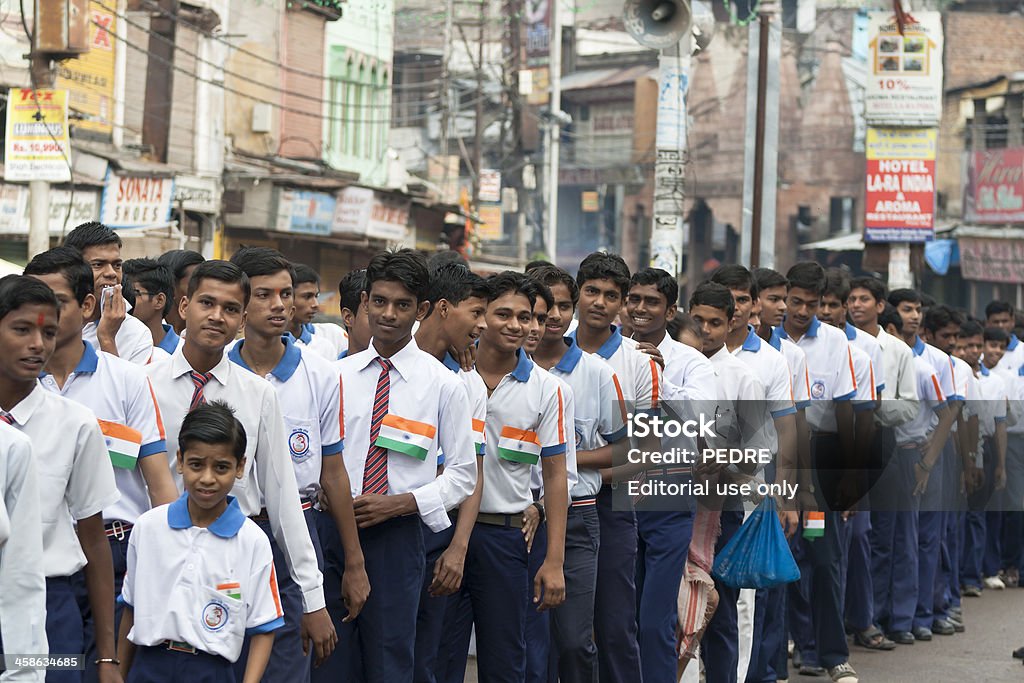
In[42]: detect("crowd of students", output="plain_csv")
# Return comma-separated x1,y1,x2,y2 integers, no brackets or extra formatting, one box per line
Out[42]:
0,220,1020,683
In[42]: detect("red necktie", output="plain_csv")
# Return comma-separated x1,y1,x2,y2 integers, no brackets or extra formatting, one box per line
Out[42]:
0,412,13,425
362,358,394,495
189,371,213,411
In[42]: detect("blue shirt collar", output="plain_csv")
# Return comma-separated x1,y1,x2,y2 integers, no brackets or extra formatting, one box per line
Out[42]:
554,337,584,373
1009,334,1020,351
337,350,348,360
228,335,303,382
568,325,622,360
981,364,991,377
295,323,314,345
768,327,783,351
42,341,99,378
844,322,858,341
167,493,246,538
776,316,820,340
442,352,462,373
511,348,534,382
912,336,926,357
158,324,180,354
741,325,761,352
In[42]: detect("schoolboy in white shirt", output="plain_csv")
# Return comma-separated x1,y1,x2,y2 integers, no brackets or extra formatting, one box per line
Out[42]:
335,270,371,360
117,401,284,683
335,250,476,683
288,264,348,361
25,247,180,681
0,275,121,683
155,250,205,336
144,261,336,670
64,223,154,365
227,248,368,682
0,422,46,683
122,259,181,360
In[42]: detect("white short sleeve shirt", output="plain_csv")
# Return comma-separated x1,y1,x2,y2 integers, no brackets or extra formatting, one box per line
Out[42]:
294,323,349,361
775,317,858,432
83,313,155,366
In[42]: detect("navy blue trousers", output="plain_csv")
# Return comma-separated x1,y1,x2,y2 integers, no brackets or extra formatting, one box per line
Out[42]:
413,522,455,683
870,446,920,633
700,510,743,683
549,504,600,683
46,577,84,683
525,521,548,683
915,440,949,630
841,512,873,631
128,645,234,683
745,584,788,683
594,485,642,683
78,531,131,683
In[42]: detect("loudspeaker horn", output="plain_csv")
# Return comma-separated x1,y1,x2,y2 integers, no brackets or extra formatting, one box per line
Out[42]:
691,0,715,55
623,0,692,50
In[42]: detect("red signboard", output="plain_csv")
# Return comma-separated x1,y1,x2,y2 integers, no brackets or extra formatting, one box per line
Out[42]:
959,236,1024,284
864,157,936,242
964,147,1024,224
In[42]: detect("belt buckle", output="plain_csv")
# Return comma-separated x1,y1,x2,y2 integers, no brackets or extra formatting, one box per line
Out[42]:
108,520,128,541
167,640,197,655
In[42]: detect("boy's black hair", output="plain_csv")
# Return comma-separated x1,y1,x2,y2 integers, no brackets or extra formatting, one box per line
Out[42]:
922,304,964,334
187,261,252,307
849,276,886,303
709,264,758,301
920,292,936,308
64,221,122,251
425,263,493,312
158,249,206,284
487,271,537,307
529,265,580,307
879,302,903,334
631,267,679,306
667,312,701,341
785,262,826,296
365,249,430,302
524,275,554,312
229,247,297,285
752,267,788,292
823,268,851,302
123,258,175,317
887,288,922,308
576,252,631,297
339,269,367,313
525,259,553,272
427,250,468,275
179,400,247,463
0,274,60,322
959,320,984,338
24,246,94,306
689,281,735,320
984,327,1010,345
293,264,321,287
985,300,1014,319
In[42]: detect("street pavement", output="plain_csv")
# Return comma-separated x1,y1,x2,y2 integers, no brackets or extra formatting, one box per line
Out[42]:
817,586,1024,683
463,584,1024,682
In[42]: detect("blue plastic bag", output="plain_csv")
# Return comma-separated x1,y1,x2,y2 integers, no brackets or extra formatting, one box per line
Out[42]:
711,497,800,589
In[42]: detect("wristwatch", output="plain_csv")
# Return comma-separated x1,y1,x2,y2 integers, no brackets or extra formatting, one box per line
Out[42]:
531,501,546,523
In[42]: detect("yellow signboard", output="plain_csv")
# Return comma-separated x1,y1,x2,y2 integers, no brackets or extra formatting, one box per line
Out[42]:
865,127,937,161
4,89,72,182
476,203,504,241
56,0,117,137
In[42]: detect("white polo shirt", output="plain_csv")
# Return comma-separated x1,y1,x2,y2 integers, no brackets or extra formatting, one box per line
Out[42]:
894,356,945,447
849,344,878,410
871,327,920,428
149,323,182,364
768,329,811,410
39,342,167,525
845,323,885,397
996,333,1024,375
294,322,349,362
529,374,578,497
441,352,489,459
951,355,974,403
972,365,1009,441
476,349,567,515
548,339,628,499
83,312,155,366
998,365,1024,436
658,333,717,402
706,345,770,457
146,346,325,612
122,495,285,662
228,336,343,500
569,325,662,416
339,337,476,532
733,326,796,420
775,317,857,433
911,336,956,402
0,423,47,673
3,384,119,578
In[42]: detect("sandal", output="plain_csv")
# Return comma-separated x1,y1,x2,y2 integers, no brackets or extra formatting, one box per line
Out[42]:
854,626,897,650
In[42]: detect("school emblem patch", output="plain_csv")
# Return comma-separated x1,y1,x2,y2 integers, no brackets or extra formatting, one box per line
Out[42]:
810,380,826,400
202,600,229,632
289,428,311,461
575,426,584,449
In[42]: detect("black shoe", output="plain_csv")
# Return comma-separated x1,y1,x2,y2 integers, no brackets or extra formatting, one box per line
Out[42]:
799,665,827,677
932,619,956,636
912,627,933,641
948,616,965,633
887,631,916,645
793,649,803,669
1012,645,1024,659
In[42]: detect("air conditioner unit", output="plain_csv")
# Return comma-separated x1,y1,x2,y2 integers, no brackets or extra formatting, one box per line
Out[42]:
251,103,272,133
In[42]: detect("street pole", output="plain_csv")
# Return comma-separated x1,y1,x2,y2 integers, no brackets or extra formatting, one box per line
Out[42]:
749,12,768,269
546,0,561,264
28,53,56,259
472,0,487,206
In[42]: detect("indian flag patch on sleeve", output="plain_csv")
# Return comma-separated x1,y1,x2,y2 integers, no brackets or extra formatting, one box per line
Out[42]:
803,511,825,539
472,419,486,455
374,415,436,461
217,582,241,600
97,419,143,470
497,426,541,465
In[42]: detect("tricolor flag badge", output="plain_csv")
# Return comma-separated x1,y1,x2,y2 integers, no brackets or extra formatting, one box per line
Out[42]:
472,419,486,455
217,582,242,601
803,511,825,540
97,419,143,470
374,415,437,461
497,426,541,465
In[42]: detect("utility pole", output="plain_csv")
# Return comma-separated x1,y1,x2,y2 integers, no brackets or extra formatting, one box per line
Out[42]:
440,0,455,196
28,54,56,259
545,1,561,264
472,0,487,206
